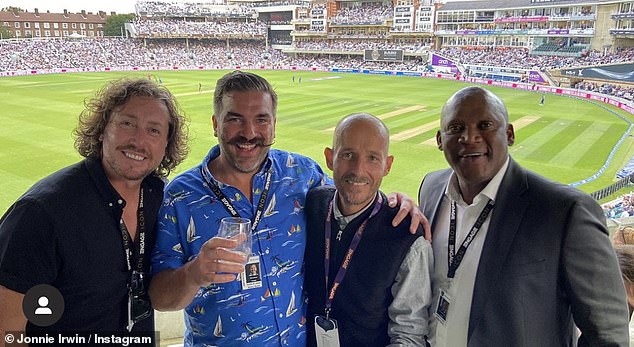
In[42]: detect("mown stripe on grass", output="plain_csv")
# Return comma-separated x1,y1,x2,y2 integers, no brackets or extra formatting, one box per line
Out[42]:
522,120,589,162
548,121,612,167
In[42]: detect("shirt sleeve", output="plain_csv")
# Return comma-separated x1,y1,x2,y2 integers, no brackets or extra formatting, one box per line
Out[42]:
150,192,188,275
387,237,434,347
0,198,59,293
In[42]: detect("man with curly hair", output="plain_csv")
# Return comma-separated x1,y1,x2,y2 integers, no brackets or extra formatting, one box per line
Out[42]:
0,78,188,336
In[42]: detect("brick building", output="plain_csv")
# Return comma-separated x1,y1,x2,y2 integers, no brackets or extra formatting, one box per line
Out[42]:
0,8,112,39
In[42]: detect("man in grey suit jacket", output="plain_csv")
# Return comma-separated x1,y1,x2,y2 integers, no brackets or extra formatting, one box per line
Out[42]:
418,86,629,346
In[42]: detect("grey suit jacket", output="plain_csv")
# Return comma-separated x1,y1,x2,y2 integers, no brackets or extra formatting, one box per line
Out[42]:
418,158,629,347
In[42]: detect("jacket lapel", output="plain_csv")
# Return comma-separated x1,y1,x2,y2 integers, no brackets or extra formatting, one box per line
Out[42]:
468,159,529,339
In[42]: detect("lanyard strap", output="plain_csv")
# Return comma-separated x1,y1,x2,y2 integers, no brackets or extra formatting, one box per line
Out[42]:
119,188,146,273
447,198,494,278
323,193,383,315
201,166,272,233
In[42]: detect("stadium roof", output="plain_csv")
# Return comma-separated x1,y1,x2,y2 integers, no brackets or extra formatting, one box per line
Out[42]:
437,0,623,11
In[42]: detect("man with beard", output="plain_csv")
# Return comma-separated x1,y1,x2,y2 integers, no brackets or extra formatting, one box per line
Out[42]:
0,78,188,337
149,71,427,346
303,113,433,347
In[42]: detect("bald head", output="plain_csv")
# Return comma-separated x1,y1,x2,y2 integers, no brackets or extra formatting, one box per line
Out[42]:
332,113,390,152
441,86,509,128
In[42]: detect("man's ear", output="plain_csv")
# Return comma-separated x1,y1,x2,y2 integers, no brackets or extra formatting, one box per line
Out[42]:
324,147,334,171
385,155,394,176
507,123,515,146
436,130,443,150
212,114,218,137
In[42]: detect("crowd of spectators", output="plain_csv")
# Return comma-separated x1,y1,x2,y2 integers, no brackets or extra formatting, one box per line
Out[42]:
0,38,285,71
330,5,392,25
574,81,634,101
0,38,632,91
437,46,634,70
133,18,267,37
603,193,634,219
292,39,426,53
136,1,256,17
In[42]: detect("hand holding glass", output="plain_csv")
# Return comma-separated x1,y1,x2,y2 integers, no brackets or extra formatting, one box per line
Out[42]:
217,217,252,267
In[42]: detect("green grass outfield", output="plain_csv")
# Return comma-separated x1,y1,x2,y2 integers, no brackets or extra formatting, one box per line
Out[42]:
2,69,634,213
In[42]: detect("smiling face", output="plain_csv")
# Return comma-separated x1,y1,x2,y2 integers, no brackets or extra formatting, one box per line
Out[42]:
213,90,276,174
437,87,514,202
101,96,170,186
325,114,393,216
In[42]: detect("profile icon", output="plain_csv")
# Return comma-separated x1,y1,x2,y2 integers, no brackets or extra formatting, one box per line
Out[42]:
35,296,52,315
23,284,64,326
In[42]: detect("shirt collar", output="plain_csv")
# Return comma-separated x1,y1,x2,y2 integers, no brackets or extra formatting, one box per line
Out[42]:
446,156,509,206
333,191,377,229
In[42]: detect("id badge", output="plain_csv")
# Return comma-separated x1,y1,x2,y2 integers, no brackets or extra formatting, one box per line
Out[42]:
241,255,263,290
314,315,340,347
433,289,452,325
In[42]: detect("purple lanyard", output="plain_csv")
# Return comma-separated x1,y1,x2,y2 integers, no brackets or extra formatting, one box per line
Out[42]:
323,192,383,318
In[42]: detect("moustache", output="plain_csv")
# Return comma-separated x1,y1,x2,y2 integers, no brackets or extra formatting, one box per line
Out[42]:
117,145,149,156
227,137,275,147
343,175,370,185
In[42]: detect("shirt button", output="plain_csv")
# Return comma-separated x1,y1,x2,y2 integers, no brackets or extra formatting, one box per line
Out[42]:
279,313,283,318
108,203,113,207
265,249,270,254
117,199,123,204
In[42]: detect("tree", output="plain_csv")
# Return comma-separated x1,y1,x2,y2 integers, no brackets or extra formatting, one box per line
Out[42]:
103,14,135,37
1,6,24,12
0,26,14,39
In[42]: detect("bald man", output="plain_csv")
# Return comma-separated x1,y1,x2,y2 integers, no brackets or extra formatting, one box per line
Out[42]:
419,86,629,346
304,113,433,347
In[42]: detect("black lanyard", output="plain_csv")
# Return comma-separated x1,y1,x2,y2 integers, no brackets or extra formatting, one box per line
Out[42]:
119,188,145,273
201,166,272,233
447,198,494,279
323,193,383,318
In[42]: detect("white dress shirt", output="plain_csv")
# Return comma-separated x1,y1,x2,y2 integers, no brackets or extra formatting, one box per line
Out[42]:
429,158,509,347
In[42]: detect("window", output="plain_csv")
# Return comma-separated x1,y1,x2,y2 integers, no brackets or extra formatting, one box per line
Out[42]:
35,30,41,37
80,23,85,29
45,30,50,36
53,22,58,28
89,23,94,29
15,30,20,37
63,30,68,36
24,22,30,28
54,30,60,36
43,22,50,28
72,23,77,29
14,22,19,28
2,22,8,27
62,23,68,29
34,22,39,29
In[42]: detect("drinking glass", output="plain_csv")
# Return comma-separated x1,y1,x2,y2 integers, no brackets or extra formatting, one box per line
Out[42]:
217,217,252,262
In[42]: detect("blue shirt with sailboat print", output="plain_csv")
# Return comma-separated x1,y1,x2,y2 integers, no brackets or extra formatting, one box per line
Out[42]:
151,145,329,346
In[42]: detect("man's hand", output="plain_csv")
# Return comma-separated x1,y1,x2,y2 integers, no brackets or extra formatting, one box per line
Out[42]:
387,192,431,241
186,237,247,288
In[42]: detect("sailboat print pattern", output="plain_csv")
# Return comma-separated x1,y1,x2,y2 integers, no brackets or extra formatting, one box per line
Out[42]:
152,146,331,346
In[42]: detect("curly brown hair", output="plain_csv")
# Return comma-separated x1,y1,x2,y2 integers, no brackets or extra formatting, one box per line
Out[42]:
74,78,189,178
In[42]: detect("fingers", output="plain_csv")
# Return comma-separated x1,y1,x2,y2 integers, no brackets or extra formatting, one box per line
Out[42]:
190,237,248,287
387,191,431,238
